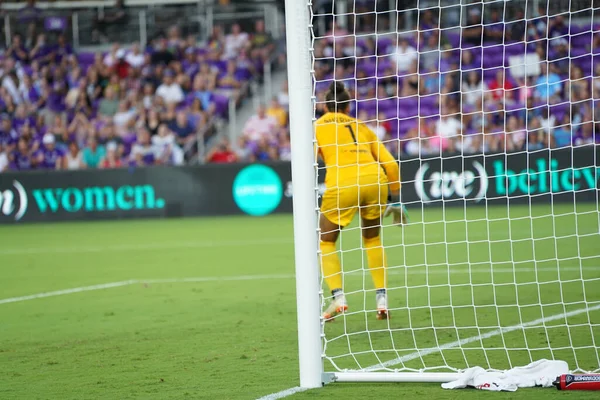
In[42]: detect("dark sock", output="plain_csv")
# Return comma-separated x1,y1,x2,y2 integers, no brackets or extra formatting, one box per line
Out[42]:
376,288,386,296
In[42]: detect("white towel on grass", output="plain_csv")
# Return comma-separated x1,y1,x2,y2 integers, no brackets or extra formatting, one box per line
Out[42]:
441,359,569,392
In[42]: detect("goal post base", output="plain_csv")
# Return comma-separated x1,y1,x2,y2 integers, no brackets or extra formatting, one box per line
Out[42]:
325,372,461,384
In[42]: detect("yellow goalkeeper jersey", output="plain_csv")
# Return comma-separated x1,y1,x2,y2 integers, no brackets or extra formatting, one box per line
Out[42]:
315,112,400,192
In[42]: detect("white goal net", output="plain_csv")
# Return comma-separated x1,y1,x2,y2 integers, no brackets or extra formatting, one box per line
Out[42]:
308,0,600,379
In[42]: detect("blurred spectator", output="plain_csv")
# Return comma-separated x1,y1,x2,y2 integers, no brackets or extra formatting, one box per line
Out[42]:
126,42,145,69
207,26,225,60
168,111,196,147
113,100,136,130
527,119,545,151
462,70,487,106
224,24,249,60
488,70,515,103
400,63,421,97
98,86,119,118
534,63,562,103
574,122,594,146
462,8,483,46
82,137,105,168
130,128,155,167
434,109,462,152
390,37,417,72
234,137,254,163
250,20,275,63
593,64,600,98
18,0,42,25
103,43,120,68
507,8,526,42
64,141,85,170
206,138,237,163
505,116,526,150
460,49,477,71
549,40,569,75
100,142,122,169
243,104,278,142
266,97,287,127
0,115,19,151
553,116,573,148
151,38,175,66
419,9,438,33
156,70,184,105
0,143,8,172
93,0,128,43
277,80,289,109
540,107,556,134
278,134,292,161
3,69,22,106
420,33,441,72
483,8,504,43
144,109,161,136
29,33,53,65
567,66,589,102
325,22,349,45
35,133,63,170
153,124,184,166
55,35,73,64
217,61,243,103
9,137,35,171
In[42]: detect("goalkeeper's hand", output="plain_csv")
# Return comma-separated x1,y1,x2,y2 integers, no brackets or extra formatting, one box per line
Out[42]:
384,193,409,225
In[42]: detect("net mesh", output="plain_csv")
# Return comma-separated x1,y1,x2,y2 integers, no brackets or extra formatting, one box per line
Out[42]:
311,0,600,374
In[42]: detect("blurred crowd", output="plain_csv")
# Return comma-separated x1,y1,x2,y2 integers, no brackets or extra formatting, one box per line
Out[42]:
307,4,600,158
0,1,276,172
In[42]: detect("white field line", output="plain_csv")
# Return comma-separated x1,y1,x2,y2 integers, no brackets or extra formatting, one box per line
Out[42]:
255,386,308,400
1,267,599,306
0,280,136,305
0,275,294,305
363,302,600,372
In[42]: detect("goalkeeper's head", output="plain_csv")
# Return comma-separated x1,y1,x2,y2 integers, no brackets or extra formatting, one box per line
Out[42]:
325,81,351,114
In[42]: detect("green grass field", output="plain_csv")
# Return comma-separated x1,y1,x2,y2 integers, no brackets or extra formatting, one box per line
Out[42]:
1,203,599,399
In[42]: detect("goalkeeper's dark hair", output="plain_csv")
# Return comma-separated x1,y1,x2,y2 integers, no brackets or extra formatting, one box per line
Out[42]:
325,81,351,113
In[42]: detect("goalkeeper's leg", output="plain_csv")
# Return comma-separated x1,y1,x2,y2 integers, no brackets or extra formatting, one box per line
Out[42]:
320,214,347,321
362,217,389,320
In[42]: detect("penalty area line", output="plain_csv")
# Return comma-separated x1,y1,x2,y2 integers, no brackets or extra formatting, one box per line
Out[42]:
362,302,600,372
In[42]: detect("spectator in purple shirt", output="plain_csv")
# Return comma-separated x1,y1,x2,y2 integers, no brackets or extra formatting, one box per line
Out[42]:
9,137,35,171
54,34,73,64
6,35,29,63
36,133,64,170
29,33,54,65
0,116,19,151
18,0,42,25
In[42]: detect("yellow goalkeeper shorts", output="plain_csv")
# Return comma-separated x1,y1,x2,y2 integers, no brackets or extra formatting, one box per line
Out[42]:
321,181,388,227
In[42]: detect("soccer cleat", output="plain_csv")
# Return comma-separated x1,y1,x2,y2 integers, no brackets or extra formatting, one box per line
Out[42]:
322,295,348,322
376,292,389,320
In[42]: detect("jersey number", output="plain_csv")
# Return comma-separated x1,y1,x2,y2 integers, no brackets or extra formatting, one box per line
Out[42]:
344,124,357,144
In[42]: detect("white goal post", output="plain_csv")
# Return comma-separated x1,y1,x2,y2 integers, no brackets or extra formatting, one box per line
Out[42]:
286,0,600,388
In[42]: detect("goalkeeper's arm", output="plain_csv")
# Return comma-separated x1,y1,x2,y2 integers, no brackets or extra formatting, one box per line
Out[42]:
370,140,409,225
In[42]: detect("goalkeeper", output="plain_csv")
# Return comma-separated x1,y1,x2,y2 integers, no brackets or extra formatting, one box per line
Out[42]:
316,82,408,321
